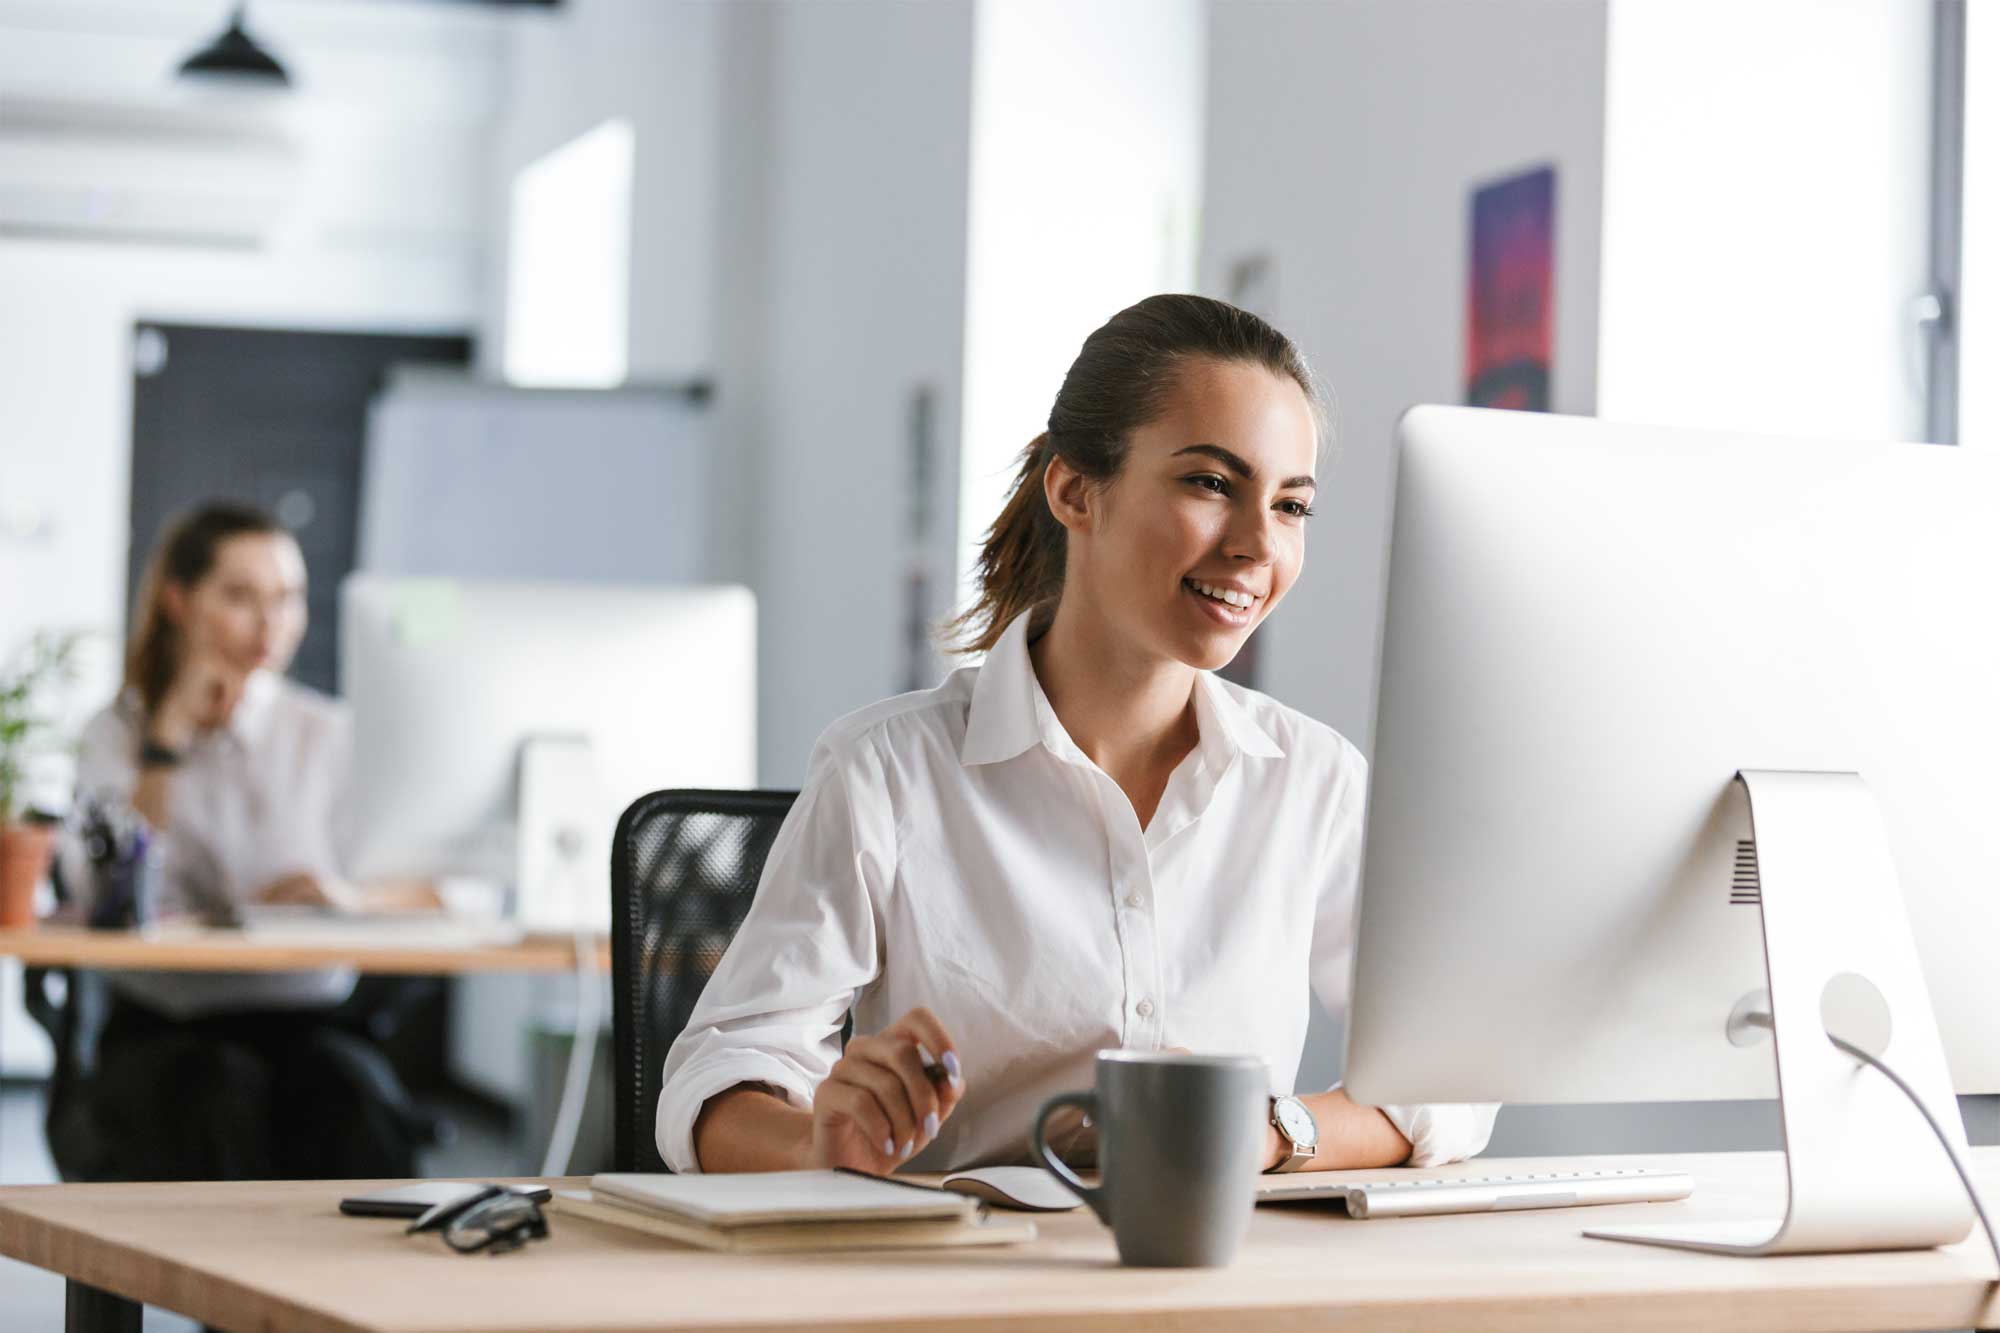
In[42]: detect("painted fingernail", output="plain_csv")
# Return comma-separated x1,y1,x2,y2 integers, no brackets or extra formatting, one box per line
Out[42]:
942,1050,961,1080
901,1139,914,1159
924,1111,939,1140
883,1138,897,1157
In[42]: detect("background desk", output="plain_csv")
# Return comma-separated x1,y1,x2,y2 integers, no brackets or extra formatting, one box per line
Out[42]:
2,1151,1996,1332
0,924,610,975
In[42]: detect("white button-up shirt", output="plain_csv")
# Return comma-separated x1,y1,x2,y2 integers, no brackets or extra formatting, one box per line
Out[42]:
656,614,1498,1173
63,670,357,1017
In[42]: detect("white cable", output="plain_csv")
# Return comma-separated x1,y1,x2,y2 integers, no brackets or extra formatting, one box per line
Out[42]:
537,846,601,1179
1829,1032,2000,1278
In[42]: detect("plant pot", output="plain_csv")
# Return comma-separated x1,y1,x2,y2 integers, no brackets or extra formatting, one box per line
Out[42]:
0,821,55,929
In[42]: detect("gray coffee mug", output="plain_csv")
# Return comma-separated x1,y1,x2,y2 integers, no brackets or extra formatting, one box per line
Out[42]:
1030,1050,1268,1267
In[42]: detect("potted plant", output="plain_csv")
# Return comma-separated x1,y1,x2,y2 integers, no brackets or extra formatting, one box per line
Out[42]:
0,632,81,929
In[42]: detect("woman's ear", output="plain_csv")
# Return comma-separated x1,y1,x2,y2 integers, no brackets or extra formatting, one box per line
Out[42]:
1043,454,1096,535
160,581,189,629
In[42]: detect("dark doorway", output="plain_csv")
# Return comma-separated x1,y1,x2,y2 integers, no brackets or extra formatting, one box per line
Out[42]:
128,323,473,694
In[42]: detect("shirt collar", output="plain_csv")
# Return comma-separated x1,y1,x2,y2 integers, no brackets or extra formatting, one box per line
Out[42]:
1192,669,1286,763
959,613,1285,767
959,614,1047,766
225,669,281,748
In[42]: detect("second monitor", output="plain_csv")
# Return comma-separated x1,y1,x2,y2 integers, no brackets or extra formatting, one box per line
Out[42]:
340,576,757,932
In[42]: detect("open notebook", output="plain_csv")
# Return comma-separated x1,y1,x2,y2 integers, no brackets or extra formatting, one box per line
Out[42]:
934,1165,1083,1212
550,1170,1042,1253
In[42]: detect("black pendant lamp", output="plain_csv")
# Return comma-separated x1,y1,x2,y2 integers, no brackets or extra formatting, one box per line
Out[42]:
178,3,291,88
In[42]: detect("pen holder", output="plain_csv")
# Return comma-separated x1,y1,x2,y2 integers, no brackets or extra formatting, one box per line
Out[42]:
77,799,155,930
88,845,154,930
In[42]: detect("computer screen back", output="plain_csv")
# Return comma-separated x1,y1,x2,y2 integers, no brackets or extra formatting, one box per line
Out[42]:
1345,406,2000,1105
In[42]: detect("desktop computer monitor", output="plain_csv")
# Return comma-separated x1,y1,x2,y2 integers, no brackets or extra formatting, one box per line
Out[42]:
339,576,756,932
1344,406,2000,1255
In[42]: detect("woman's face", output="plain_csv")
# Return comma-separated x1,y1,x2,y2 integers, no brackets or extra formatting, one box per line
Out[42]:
168,532,309,677
1072,357,1319,673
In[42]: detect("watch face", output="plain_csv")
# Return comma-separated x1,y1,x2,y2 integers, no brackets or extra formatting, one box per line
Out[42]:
1275,1097,1318,1147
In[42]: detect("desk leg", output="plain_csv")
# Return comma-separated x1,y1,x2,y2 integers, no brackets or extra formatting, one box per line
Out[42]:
65,1280,140,1333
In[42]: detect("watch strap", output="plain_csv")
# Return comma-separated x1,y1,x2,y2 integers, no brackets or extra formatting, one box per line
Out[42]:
1266,1096,1319,1174
140,738,185,769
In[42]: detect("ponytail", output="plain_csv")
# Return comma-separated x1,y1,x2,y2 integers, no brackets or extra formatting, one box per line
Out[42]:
945,434,1065,654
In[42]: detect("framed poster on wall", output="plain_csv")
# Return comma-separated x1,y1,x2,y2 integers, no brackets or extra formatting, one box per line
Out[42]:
1466,164,1556,411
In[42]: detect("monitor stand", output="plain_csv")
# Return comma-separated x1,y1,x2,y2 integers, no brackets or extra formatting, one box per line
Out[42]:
1586,769,1974,1255
515,734,606,932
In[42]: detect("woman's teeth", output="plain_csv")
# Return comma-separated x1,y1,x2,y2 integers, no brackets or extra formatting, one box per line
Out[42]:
1186,579,1254,609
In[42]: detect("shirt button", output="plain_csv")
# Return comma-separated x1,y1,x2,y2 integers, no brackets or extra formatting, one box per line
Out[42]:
1125,891,1144,909
1135,999,1155,1018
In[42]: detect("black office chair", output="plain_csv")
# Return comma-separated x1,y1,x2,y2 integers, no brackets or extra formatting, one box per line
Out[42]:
610,788,799,1172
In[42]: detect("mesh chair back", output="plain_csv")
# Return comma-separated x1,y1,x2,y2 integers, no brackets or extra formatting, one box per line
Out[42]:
611,788,798,1172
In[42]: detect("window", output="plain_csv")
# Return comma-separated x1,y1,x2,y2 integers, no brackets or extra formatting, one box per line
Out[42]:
503,118,634,389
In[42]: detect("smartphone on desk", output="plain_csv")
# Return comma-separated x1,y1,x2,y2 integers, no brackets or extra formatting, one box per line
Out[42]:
340,1182,551,1219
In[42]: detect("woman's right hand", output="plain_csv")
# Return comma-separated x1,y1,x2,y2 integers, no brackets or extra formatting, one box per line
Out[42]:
151,646,247,747
809,1007,964,1174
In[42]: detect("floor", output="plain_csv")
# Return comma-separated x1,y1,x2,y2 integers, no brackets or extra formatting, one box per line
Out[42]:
0,1081,524,1331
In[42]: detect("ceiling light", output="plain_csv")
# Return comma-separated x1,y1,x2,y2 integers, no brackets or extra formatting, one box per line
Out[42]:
177,4,291,89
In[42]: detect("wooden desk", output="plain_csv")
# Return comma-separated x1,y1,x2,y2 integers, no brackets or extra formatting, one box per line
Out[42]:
0,924,609,975
2,1152,1995,1332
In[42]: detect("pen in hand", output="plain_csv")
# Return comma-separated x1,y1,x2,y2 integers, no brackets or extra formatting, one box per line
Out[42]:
919,1043,964,1091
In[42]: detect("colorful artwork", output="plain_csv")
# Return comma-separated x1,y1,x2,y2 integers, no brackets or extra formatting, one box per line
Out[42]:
1466,165,1556,411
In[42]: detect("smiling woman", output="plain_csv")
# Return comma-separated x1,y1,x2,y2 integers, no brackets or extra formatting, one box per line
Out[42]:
945,294,1325,662
660,295,1497,1181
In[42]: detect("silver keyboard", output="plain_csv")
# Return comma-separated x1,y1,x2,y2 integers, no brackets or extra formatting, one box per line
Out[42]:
1256,1167,1694,1219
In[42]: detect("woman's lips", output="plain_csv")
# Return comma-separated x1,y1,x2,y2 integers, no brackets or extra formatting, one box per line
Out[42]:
1183,578,1255,627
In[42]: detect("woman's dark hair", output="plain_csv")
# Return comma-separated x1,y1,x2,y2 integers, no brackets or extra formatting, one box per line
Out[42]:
945,293,1325,654
125,502,286,714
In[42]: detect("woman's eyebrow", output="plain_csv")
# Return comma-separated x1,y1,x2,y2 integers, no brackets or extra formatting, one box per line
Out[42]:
1173,443,1316,491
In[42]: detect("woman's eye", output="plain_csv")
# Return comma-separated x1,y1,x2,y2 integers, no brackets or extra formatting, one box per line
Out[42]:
1186,474,1228,494
1277,499,1316,519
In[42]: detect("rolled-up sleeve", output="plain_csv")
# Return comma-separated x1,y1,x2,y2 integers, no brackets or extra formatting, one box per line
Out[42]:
1308,744,1499,1167
654,734,888,1173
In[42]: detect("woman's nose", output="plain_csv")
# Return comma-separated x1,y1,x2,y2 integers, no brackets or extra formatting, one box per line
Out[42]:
1224,507,1278,565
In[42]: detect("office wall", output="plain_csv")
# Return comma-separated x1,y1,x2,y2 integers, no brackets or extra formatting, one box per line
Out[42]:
742,1,977,783
1198,0,1609,761
1597,0,1934,443
0,2,496,660
486,1,974,786
483,0,725,387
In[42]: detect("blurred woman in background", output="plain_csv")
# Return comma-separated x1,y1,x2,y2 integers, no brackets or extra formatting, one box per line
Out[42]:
62,502,433,1181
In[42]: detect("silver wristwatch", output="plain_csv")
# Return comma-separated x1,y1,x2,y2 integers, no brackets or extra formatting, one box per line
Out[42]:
1267,1094,1319,1173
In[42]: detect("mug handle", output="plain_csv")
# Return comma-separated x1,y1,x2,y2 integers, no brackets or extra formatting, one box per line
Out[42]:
1030,1090,1110,1225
